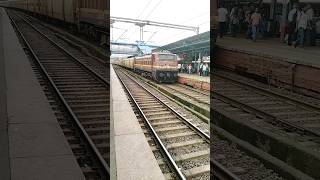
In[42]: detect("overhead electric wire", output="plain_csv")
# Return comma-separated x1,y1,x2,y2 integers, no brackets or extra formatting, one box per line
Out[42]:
114,0,154,42
115,28,130,42
127,0,164,41
137,0,154,18
197,20,210,26
144,0,163,20
179,11,210,24
145,31,158,44
113,0,208,45
157,11,209,45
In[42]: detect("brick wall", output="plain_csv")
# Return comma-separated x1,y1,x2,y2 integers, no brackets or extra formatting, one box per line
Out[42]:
215,47,320,97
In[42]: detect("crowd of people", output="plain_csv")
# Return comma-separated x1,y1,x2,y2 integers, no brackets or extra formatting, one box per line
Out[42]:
218,3,266,41
218,3,317,47
178,62,210,77
287,3,315,47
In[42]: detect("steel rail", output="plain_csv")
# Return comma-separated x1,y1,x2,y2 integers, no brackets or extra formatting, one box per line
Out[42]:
175,84,210,96
214,72,320,116
120,68,210,142
117,68,239,180
120,68,211,122
15,11,110,87
211,159,241,180
213,91,320,137
9,11,110,177
115,69,187,180
162,85,210,106
213,74,320,138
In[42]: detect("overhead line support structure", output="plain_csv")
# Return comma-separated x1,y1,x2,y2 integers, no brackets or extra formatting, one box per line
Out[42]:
111,16,199,41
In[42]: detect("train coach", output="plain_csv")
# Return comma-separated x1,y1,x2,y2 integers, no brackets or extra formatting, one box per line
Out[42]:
117,51,179,83
1,0,108,46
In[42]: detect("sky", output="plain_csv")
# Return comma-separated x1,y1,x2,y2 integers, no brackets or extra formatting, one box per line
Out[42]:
110,0,210,46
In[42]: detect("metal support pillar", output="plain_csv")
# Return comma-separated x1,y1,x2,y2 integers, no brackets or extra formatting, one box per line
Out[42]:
135,23,145,42
197,52,201,74
140,26,144,41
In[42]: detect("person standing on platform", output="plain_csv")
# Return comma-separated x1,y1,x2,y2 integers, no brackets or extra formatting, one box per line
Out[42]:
218,4,229,38
250,8,262,42
316,20,320,40
295,8,309,48
305,4,315,46
261,13,268,38
204,63,209,76
201,63,206,76
245,4,254,39
188,64,192,74
238,6,245,33
199,63,203,76
287,3,299,46
230,5,239,37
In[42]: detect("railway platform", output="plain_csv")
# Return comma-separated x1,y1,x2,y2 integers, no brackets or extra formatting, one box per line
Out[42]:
0,8,85,180
178,73,210,91
110,65,165,180
215,37,320,97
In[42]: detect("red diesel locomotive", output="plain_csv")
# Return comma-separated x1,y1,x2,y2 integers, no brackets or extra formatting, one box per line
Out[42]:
116,51,179,83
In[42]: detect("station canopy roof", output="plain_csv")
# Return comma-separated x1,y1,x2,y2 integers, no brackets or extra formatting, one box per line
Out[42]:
155,31,210,56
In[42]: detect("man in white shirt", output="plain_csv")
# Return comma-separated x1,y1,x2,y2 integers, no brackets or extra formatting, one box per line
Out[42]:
230,5,239,37
250,8,261,42
202,63,207,76
295,9,309,48
218,4,228,38
177,64,181,73
287,3,299,45
304,4,315,46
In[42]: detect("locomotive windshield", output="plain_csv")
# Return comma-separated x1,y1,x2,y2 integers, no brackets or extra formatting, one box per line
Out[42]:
158,54,176,61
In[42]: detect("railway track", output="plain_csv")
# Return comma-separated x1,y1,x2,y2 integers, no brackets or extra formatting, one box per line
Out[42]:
212,70,320,179
127,90,179,179
14,10,109,78
122,69,209,107
161,84,209,106
5,8,298,180
115,67,211,179
211,127,285,180
114,67,284,180
8,10,109,179
119,68,210,119
213,71,320,140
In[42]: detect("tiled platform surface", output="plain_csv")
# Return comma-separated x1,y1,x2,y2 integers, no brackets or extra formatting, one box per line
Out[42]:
0,8,85,180
216,37,320,68
110,65,165,180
